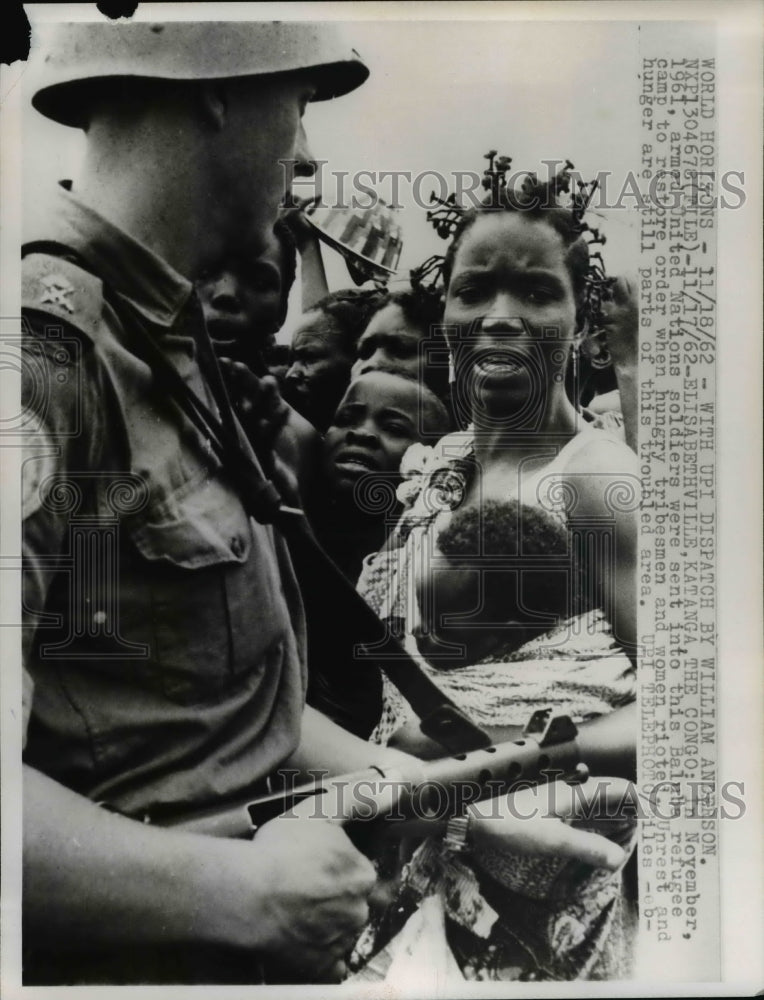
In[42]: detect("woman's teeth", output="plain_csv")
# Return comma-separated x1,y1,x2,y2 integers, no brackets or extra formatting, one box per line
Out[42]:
475,354,522,375
336,453,375,470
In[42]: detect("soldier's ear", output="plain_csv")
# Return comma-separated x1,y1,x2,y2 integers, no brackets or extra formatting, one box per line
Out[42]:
198,81,228,130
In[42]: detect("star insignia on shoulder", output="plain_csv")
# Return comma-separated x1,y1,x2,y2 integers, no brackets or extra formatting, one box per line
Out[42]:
40,273,75,313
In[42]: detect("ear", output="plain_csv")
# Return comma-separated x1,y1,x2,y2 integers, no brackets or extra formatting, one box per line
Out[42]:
579,323,612,370
198,81,228,131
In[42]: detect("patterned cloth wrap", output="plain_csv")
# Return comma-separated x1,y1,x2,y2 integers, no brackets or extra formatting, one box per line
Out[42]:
348,431,638,982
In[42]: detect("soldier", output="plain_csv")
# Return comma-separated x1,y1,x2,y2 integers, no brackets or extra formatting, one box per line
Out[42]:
20,18,632,986
20,19,389,985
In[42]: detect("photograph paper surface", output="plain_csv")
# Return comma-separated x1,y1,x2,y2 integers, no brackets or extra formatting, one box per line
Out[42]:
1,3,761,997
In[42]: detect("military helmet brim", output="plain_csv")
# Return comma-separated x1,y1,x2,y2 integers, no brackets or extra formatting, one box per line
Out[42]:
30,21,370,127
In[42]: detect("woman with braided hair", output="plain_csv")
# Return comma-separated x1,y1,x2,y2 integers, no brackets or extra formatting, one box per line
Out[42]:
351,157,640,982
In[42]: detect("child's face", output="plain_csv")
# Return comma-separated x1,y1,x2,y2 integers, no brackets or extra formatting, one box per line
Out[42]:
323,371,432,497
284,311,353,428
351,303,426,381
198,235,285,354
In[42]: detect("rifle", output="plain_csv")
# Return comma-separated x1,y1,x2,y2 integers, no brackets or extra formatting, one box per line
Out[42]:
163,707,636,840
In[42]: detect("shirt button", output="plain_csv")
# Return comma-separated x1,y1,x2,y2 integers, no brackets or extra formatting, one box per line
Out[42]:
230,536,244,557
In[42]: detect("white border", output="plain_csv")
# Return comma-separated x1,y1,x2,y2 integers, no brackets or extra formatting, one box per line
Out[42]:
2,3,762,997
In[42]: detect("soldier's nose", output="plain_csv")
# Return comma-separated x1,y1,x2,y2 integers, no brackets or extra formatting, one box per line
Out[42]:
294,124,317,178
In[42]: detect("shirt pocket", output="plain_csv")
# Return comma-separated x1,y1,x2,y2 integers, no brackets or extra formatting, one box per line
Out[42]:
122,469,257,705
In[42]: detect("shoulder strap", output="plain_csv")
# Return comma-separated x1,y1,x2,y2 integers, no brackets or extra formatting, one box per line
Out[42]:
279,512,491,752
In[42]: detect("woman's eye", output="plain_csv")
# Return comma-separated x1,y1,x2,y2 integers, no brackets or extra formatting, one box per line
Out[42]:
384,422,410,437
453,284,484,304
526,286,557,304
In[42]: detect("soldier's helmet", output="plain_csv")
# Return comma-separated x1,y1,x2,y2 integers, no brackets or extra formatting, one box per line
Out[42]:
30,20,369,128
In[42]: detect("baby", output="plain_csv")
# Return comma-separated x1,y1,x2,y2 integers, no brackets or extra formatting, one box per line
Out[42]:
412,498,583,670
372,493,633,754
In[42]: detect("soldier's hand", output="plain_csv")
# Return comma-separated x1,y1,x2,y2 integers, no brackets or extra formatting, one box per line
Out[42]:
251,815,376,982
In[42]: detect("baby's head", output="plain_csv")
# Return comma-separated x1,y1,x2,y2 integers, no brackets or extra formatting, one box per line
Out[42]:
413,499,582,667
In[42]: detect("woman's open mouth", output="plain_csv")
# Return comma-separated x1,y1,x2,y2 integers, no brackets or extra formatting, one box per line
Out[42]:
333,449,379,473
473,352,526,378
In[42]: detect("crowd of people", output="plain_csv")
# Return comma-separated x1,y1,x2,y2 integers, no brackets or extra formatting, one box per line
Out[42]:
20,19,639,986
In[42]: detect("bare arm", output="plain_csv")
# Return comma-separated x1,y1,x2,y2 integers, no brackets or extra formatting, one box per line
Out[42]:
284,711,633,874
602,276,639,454
566,439,639,665
389,702,636,779
285,704,410,779
280,202,329,312
24,764,271,952
23,763,374,978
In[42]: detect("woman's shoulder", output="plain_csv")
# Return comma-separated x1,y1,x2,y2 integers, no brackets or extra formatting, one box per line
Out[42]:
560,425,637,477
555,428,639,522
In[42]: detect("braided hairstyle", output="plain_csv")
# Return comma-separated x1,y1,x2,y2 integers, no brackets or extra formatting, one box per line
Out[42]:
420,153,614,337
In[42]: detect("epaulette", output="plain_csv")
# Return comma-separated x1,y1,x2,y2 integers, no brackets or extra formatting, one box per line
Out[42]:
22,251,104,343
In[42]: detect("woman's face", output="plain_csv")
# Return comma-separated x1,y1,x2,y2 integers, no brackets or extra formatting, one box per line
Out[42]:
284,311,353,429
444,212,578,417
323,371,433,497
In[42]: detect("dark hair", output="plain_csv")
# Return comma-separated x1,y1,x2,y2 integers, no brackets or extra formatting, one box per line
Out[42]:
343,369,452,441
311,288,387,358
424,156,611,333
370,287,444,331
437,499,584,621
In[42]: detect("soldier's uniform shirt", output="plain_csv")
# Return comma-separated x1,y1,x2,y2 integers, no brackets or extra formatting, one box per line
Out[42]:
21,183,307,819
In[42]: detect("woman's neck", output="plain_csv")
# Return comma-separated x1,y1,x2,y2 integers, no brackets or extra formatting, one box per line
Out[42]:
471,391,581,467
